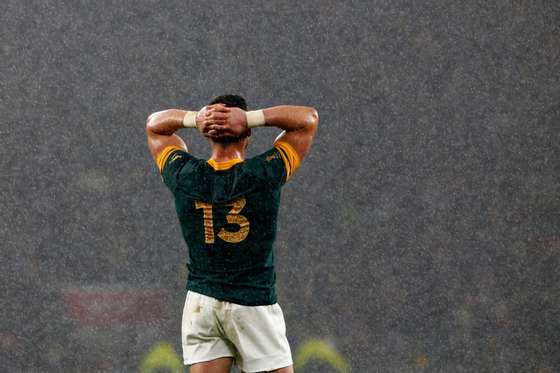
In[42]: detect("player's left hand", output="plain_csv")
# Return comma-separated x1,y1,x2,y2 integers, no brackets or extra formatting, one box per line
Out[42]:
196,104,226,136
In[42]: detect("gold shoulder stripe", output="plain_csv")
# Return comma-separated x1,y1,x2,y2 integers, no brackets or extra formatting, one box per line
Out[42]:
156,146,183,172
274,141,301,181
207,158,243,171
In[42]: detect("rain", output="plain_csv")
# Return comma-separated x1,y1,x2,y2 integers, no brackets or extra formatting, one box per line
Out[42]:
2,1,559,372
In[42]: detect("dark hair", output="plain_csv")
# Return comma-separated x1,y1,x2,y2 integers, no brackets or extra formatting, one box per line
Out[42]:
209,94,248,111
207,94,250,144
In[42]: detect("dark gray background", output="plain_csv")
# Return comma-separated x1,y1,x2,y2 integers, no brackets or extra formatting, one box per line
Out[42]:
2,1,559,372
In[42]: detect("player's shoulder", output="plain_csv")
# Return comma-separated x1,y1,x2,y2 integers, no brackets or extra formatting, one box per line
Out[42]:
237,146,290,188
242,147,284,174
246,147,282,164
158,146,204,191
251,142,300,182
272,141,300,178
157,146,189,172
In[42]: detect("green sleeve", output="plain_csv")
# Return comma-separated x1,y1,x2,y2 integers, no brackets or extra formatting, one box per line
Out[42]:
158,147,193,192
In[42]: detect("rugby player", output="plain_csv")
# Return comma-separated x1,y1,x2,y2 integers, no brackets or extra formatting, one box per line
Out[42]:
146,95,319,373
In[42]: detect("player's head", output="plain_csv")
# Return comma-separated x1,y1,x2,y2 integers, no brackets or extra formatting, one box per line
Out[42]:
209,94,247,111
208,94,251,146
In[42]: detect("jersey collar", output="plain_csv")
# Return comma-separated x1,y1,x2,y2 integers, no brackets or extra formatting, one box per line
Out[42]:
207,158,243,171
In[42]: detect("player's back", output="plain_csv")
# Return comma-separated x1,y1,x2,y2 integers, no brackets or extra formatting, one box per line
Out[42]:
158,143,298,306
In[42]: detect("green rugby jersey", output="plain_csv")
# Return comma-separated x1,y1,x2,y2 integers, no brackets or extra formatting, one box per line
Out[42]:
157,142,300,306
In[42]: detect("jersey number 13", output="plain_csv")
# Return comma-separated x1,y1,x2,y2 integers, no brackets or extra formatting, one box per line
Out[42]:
194,197,250,244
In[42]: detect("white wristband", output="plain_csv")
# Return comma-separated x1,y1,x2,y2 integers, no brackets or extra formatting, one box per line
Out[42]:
246,110,265,128
182,111,198,128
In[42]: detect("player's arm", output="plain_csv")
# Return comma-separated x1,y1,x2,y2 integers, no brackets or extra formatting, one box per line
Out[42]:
263,105,319,162
204,105,318,181
146,105,229,162
146,109,189,163
204,105,319,162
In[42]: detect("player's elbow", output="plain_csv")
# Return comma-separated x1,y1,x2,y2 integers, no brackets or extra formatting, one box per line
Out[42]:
306,107,319,131
145,111,161,132
309,107,319,126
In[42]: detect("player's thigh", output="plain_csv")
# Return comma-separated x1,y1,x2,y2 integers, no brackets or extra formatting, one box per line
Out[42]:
190,356,233,373
182,292,235,365
182,292,220,347
226,303,292,372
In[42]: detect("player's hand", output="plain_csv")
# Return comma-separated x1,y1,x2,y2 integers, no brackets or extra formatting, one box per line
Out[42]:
195,105,216,135
200,104,249,140
196,104,227,137
195,106,209,130
218,107,249,137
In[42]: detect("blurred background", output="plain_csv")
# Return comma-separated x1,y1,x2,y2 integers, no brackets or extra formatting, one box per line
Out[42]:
1,1,559,372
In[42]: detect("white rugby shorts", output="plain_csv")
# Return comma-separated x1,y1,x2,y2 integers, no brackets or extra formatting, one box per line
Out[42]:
182,290,293,372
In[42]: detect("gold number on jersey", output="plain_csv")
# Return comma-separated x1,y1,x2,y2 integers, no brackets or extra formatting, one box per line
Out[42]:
195,197,250,244
194,200,215,244
218,197,250,243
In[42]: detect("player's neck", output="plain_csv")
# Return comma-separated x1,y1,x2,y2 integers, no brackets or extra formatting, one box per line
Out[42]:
210,142,245,162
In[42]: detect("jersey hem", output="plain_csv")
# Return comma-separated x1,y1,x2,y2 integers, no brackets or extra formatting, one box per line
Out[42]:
186,284,277,306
